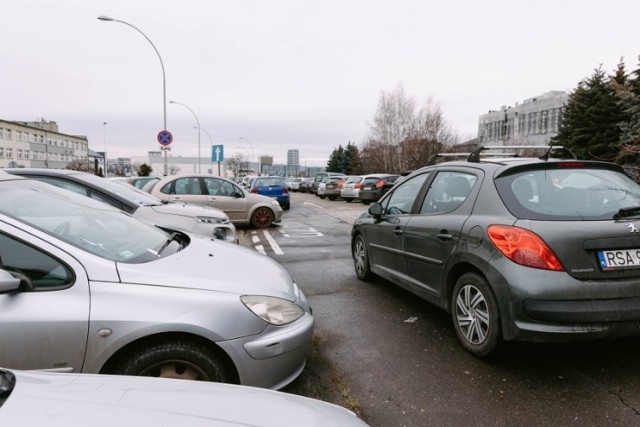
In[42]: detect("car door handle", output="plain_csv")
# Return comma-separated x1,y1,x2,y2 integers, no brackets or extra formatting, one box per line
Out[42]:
208,197,218,201
436,231,453,240
393,227,403,236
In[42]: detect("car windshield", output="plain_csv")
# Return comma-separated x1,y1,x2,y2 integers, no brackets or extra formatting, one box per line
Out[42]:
254,177,285,187
0,179,177,263
79,173,164,206
496,166,640,220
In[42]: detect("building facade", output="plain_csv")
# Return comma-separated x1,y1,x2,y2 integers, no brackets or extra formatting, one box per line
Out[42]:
0,119,90,169
286,149,300,176
477,91,568,146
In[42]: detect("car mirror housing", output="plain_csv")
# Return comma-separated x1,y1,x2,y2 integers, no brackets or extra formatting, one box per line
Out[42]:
368,203,383,218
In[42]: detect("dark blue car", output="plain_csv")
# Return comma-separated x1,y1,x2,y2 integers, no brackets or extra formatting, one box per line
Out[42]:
249,176,290,210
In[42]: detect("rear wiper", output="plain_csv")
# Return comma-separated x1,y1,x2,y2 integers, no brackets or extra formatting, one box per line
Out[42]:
613,206,640,219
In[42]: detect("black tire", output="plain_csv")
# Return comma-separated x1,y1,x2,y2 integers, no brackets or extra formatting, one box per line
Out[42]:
112,339,233,382
345,198,353,203
353,234,373,281
283,203,290,211
251,207,274,229
319,195,326,199
451,272,502,358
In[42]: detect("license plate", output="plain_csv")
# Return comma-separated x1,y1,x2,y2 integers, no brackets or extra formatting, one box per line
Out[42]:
598,249,640,271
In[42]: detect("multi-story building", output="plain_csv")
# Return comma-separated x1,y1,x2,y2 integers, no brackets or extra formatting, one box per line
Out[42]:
477,91,568,146
0,119,90,169
286,149,300,176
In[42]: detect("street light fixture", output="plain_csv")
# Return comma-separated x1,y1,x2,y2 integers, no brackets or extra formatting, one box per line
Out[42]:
196,126,214,175
97,15,169,176
170,100,201,173
238,137,255,173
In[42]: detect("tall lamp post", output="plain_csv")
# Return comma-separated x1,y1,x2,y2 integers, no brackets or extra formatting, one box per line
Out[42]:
97,15,169,176
196,126,215,175
238,137,255,174
170,100,201,173
103,121,108,177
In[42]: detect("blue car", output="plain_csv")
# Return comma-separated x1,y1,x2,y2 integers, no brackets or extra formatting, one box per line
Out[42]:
249,176,290,210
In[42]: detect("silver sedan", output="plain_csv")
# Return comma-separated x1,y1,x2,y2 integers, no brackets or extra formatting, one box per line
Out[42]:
0,172,313,390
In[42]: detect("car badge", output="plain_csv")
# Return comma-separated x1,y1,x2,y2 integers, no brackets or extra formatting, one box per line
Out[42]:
627,223,639,233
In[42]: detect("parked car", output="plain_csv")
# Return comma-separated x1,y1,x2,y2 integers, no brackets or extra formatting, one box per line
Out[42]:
298,177,314,193
248,176,290,210
150,174,283,228
351,145,640,358
0,172,313,389
340,175,365,203
322,176,346,201
5,168,237,244
311,172,347,194
289,177,304,192
358,174,400,204
0,368,368,426
127,175,162,190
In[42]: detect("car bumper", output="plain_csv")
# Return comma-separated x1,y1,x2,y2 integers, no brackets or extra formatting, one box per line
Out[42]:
487,256,640,341
217,312,314,390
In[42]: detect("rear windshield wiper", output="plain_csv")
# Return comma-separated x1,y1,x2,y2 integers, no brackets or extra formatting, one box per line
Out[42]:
613,206,640,219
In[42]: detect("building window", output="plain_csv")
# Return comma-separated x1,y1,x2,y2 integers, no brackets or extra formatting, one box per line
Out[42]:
16,149,23,160
6,130,12,140
0,147,4,158
24,150,30,160
6,148,13,159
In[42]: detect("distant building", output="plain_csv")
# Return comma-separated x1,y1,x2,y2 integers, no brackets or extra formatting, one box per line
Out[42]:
0,119,89,169
286,149,300,176
477,91,568,146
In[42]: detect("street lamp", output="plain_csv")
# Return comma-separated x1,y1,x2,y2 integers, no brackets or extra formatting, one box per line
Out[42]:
170,100,201,173
103,121,108,177
97,15,169,176
196,126,214,174
238,137,254,173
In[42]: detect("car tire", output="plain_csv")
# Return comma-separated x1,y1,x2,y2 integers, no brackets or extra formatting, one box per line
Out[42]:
345,198,353,203
112,339,233,382
283,203,290,211
451,272,502,358
319,195,326,199
353,234,373,281
251,207,274,228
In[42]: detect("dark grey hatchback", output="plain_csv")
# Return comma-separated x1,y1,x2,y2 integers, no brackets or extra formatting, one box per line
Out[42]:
351,146,640,357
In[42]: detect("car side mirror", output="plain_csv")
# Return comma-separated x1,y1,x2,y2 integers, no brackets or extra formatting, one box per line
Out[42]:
0,269,22,294
368,203,383,219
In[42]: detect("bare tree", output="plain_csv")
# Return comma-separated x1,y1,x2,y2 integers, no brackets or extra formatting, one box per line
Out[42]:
226,152,249,178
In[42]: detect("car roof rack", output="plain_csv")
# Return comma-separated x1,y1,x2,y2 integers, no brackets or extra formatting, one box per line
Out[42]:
428,145,577,165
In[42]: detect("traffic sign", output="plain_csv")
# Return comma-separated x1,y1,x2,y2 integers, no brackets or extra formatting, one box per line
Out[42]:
157,130,173,146
212,144,224,162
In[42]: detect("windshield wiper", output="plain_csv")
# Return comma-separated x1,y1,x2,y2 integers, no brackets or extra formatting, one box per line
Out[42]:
613,206,640,219
157,232,179,255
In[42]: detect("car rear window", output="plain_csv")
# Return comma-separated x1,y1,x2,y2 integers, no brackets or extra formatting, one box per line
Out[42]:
254,177,285,187
495,166,640,220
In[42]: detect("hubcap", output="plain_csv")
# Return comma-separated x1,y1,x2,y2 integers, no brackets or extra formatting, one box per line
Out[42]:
455,284,490,345
354,240,366,274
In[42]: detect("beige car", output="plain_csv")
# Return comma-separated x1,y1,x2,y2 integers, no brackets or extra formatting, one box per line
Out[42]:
150,174,283,228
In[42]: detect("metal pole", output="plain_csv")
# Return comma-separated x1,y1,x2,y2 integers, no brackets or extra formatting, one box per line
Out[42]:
103,121,108,177
97,15,169,176
198,127,214,175
170,100,201,173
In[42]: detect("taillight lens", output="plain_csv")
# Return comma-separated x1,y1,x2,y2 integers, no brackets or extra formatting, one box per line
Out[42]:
487,225,564,271
283,187,289,194
375,179,385,189
251,188,258,193
355,183,361,189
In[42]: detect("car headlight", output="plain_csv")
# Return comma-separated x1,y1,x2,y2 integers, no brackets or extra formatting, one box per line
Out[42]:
196,216,230,225
241,295,304,325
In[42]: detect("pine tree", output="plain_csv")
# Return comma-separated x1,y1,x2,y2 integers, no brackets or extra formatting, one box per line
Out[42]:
616,56,640,165
553,66,625,162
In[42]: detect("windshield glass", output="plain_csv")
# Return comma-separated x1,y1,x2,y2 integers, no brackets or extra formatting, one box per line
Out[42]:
0,179,173,263
496,167,640,220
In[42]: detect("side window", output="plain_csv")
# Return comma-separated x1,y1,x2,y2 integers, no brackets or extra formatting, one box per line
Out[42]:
421,172,477,214
37,177,88,197
89,191,123,210
0,233,74,290
381,173,430,215
174,178,203,195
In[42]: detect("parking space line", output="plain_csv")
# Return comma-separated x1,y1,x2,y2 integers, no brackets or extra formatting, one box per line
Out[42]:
263,230,284,255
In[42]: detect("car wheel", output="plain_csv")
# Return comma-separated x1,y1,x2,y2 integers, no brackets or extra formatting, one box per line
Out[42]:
345,198,353,203
319,195,326,199
251,207,274,228
283,203,290,211
353,234,373,281
451,272,502,358
113,339,233,382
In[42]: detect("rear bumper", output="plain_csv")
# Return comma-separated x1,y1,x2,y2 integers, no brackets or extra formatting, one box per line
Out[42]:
524,297,640,323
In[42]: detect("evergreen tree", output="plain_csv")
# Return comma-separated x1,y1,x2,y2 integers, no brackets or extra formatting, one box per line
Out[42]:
326,145,345,172
553,66,625,162
615,56,640,165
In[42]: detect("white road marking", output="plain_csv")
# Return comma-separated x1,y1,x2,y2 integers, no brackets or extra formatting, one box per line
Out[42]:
255,244,266,255
262,230,284,255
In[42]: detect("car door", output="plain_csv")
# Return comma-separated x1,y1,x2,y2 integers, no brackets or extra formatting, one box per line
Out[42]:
403,170,479,299
365,172,430,284
0,227,90,372
202,177,252,222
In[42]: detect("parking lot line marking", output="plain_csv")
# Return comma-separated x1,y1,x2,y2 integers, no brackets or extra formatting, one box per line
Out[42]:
263,230,284,255
255,245,266,255
251,234,260,244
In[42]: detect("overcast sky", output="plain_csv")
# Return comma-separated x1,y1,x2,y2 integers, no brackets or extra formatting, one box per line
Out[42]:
2,0,639,166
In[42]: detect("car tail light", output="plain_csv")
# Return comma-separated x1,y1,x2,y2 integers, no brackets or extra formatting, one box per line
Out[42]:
375,179,385,189
251,188,258,193
283,187,289,194
338,181,344,188
487,225,564,271
355,183,361,189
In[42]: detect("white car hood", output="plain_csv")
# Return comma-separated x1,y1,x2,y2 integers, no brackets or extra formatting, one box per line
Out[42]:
148,201,227,219
1,370,367,427
115,235,296,300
